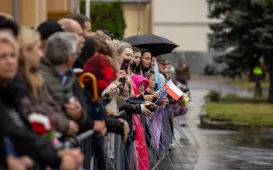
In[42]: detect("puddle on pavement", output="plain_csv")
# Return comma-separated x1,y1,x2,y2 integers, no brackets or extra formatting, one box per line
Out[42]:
194,129,273,170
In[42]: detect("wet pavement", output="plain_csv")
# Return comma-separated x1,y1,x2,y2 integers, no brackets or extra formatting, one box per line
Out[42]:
160,79,273,170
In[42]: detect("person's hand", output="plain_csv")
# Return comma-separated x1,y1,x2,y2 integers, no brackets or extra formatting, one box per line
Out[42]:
144,101,153,105
118,119,130,135
67,120,79,136
69,148,84,168
141,103,155,117
58,149,71,157
6,157,25,170
100,127,107,136
159,97,168,105
118,119,130,143
116,70,126,81
106,109,114,115
116,70,126,77
109,87,118,97
65,98,82,120
59,148,84,170
59,151,78,170
94,120,107,136
144,95,154,102
19,156,33,167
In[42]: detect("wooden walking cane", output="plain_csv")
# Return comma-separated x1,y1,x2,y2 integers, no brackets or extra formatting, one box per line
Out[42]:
78,72,99,102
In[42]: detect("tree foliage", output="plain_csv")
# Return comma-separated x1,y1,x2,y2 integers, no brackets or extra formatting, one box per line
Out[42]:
80,1,126,40
207,0,273,102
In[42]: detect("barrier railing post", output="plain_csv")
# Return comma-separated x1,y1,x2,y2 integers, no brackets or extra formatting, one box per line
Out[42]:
77,130,95,170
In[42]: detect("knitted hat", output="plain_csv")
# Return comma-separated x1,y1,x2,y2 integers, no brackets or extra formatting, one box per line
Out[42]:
37,20,64,40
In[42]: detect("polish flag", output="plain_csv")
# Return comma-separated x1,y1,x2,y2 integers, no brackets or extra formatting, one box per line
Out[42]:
162,80,183,101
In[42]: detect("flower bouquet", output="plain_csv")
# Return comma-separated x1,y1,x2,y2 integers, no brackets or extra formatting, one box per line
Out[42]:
28,113,61,146
177,92,191,107
168,91,191,118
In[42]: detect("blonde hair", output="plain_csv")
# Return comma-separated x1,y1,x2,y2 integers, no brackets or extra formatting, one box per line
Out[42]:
17,26,43,97
107,41,132,72
0,32,19,56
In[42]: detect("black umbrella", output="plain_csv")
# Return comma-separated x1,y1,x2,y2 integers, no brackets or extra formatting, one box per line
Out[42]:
122,34,178,57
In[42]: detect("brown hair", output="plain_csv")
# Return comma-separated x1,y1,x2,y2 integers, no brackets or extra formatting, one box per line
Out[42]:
134,48,152,74
94,30,107,41
133,46,140,53
93,36,112,57
64,13,91,29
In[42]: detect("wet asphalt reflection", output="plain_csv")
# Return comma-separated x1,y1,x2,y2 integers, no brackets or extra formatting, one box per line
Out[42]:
158,79,273,170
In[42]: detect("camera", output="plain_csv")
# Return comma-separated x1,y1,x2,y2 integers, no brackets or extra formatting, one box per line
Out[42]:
146,104,157,112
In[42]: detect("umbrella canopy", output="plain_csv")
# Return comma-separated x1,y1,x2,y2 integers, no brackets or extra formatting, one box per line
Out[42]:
122,34,178,57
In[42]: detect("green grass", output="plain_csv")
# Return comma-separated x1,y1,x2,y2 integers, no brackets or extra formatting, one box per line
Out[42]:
229,79,269,90
221,93,266,103
205,102,273,126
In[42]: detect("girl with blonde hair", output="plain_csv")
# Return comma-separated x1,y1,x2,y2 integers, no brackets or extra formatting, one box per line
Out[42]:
17,26,44,97
18,26,77,136
107,40,133,72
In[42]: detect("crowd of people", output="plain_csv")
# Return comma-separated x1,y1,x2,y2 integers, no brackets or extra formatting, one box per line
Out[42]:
0,12,189,170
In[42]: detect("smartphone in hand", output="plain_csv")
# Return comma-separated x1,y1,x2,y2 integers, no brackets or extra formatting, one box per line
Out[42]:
152,96,158,103
118,77,126,93
120,59,130,74
119,77,126,86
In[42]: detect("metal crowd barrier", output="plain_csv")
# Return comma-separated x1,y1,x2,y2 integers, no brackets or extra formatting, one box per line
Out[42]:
101,105,198,170
54,108,197,170
77,130,95,170
54,130,95,170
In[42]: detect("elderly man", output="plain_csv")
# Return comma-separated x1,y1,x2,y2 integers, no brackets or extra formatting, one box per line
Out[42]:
58,18,87,71
58,18,85,52
39,32,105,135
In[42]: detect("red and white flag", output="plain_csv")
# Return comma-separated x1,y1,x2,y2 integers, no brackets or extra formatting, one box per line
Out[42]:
162,80,183,101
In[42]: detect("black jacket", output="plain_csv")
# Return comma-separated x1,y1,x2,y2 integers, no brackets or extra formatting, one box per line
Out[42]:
118,98,142,132
119,102,142,114
0,79,62,169
105,116,124,134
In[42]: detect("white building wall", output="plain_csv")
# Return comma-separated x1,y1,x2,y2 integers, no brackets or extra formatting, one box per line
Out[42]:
153,0,215,52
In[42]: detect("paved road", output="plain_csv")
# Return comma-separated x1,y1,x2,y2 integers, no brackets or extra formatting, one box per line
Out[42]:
158,79,273,170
